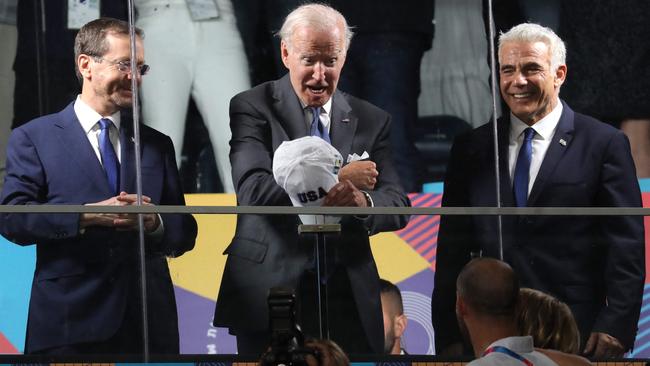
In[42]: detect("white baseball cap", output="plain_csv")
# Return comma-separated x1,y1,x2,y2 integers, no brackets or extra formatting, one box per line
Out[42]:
273,136,343,224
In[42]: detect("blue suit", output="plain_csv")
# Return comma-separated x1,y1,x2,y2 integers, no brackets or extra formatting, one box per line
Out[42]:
0,102,197,353
431,101,645,352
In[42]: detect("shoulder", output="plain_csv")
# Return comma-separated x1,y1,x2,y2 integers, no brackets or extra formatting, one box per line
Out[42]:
448,121,495,157
535,348,592,366
569,109,630,151
11,106,72,142
232,79,277,105
341,91,390,120
138,123,174,146
572,110,620,137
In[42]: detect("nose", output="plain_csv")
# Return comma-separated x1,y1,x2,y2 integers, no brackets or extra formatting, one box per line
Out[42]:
127,70,143,84
513,71,527,86
311,62,325,81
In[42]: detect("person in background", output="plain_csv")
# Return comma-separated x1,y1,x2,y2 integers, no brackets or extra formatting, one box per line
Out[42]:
516,288,580,354
456,258,591,366
380,278,408,355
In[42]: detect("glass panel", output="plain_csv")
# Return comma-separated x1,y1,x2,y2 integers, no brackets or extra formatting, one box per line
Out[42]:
2,0,650,363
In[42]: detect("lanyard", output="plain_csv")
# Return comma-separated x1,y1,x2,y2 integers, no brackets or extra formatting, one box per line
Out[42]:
483,346,534,366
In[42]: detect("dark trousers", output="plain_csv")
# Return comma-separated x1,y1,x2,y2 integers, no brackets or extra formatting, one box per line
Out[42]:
31,298,145,356
30,274,179,356
236,268,373,357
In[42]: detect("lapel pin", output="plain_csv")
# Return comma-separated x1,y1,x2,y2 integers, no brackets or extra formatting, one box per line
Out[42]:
131,137,135,143
559,138,567,146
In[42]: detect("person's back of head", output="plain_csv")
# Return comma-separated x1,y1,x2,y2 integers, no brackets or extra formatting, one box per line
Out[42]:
455,258,520,357
516,288,581,354
457,257,519,320
305,338,350,366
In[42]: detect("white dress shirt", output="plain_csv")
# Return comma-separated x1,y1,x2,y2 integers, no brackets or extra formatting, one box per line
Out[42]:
508,100,563,197
73,96,164,236
302,97,333,134
73,95,122,165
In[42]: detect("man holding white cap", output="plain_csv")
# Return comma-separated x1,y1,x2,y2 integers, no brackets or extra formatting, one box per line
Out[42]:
213,3,410,356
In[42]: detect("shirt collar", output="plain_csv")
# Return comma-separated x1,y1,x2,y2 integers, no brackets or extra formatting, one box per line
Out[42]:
510,99,563,140
73,95,122,133
487,336,534,354
300,97,333,117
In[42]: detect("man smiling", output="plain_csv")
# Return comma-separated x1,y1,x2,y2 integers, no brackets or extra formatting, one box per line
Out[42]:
432,23,644,360
1,18,196,355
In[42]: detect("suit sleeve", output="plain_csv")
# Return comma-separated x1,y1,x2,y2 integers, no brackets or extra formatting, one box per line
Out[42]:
431,133,476,353
157,135,197,257
0,127,81,244
361,113,410,235
229,94,293,206
592,130,645,350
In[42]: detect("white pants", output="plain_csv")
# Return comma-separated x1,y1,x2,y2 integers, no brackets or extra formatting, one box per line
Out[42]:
136,0,251,192
0,23,17,191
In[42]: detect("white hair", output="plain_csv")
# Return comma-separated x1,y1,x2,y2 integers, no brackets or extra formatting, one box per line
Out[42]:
498,23,566,72
277,3,354,50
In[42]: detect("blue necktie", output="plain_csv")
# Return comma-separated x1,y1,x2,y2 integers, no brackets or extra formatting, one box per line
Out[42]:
513,127,535,207
309,106,330,144
98,118,120,195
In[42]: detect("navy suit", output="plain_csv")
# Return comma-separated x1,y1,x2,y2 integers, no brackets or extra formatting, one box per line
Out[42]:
0,102,197,353
213,75,410,354
431,101,645,352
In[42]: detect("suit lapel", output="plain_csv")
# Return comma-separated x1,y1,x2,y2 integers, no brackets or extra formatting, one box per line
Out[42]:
496,117,515,207
119,112,136,193
329,91,356,161
272,75,310,141
527,101,575,206
54,103,113,195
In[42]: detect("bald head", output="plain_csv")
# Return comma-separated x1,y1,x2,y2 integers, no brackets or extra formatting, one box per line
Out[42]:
457,258,519,318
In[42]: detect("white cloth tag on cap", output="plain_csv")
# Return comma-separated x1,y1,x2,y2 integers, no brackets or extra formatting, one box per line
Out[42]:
186,0,219,21
347,151,369,163
67,0,100,30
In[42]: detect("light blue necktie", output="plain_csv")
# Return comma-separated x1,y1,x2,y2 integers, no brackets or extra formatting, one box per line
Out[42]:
513,127,535,207
98,118,120,195
309,106,330,144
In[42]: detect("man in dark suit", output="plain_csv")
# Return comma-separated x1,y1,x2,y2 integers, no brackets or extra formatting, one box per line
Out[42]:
0,18,197,355
213,3,410,355
431,23,644,359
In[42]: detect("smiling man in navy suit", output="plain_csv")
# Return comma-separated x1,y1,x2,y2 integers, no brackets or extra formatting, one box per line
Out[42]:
432,23,644,359
0,18,197,355
213,3,409,356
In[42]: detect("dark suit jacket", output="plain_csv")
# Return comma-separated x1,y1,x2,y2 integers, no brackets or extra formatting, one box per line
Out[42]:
0,102,197,353
213,75,410,353
431,101,645,352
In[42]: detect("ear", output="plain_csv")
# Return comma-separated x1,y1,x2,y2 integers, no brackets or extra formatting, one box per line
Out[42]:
280,40,290,69
554,64,567,87
394,314,408,338
78,54,92,80
456,294,467,317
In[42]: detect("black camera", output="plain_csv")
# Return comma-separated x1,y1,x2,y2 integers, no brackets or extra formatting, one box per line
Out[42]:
260,287,320,366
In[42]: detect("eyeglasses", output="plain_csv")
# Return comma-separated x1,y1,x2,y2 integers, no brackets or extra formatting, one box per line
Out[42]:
93,56,150,76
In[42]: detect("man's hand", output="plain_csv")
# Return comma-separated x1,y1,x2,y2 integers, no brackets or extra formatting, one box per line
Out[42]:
583,332,625,359
80,192,160,232
338,160,378,191
323,180,368,207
